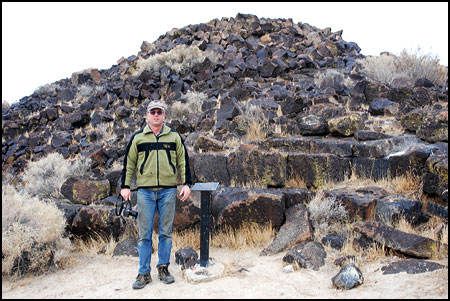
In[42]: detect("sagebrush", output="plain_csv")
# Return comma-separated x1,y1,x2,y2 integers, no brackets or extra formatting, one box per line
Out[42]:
2,184,72,278
22,152,92,198
357,47,448,87
135,44,217,76
306,190,348,231
168,91,207,121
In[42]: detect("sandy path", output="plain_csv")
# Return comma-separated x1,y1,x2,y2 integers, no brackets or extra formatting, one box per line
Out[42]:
2,248,448,299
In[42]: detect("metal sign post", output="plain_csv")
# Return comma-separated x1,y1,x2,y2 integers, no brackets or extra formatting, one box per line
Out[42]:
191,182,219,267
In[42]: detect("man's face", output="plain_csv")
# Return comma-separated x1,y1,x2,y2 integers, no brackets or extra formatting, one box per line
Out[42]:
146,108,165,127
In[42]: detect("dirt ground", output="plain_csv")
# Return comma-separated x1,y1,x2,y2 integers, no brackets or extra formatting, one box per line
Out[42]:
2,247,448,299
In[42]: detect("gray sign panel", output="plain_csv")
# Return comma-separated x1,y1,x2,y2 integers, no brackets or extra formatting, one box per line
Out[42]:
191,182,220,191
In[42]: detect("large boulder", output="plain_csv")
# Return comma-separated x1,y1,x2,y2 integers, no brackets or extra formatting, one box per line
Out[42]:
375,195,428,225
287,153,351,189
261,203,313,255
212,187,285,230
192,152,230,186
71,206,126,240
61,177,111,205
282,241,327,271
422,142,448,203
327,114,365,136
417,108,448,143
352,221,447,258
381,258,447,275
227,144,287,188
326,186,388,222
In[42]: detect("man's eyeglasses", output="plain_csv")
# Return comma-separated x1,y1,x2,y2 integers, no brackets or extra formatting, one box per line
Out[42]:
148,110,164,115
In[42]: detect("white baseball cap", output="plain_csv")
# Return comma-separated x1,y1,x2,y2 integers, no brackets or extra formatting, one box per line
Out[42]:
147,101,165,112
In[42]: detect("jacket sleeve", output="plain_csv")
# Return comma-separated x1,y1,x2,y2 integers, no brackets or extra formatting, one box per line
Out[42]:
175,134,192,186
121,133,138,189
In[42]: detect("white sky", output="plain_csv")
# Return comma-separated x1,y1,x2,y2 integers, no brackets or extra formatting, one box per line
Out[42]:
2,2,448,104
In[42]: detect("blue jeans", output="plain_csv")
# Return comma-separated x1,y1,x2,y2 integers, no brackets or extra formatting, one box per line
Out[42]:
136,187,177,275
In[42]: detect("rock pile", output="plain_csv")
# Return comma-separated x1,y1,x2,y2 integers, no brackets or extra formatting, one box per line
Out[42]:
2,14,448,279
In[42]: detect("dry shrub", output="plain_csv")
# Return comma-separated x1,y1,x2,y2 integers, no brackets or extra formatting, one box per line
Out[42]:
135,44,216,76
237,103,268,141
96,121,117,142
314,68,354,90
306,191,348,232
2,100,11,109
22,152,72,198
395,48,447,87
357,47,447,87
34,83,59,96
75,84,102,101
2,184,72,278
22,152,92,198
168,91,207,121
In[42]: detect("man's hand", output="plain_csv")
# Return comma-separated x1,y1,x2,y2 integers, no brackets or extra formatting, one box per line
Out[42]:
120,188,131,201
179,185,191,201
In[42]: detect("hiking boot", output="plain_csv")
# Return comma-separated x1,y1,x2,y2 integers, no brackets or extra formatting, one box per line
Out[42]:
132,273,151,289
157,264,175,284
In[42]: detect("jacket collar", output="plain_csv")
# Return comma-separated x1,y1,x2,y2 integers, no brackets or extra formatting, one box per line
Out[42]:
143,124,170,136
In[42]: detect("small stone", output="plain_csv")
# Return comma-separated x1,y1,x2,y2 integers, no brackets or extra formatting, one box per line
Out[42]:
282,264,295,273
332,263,364,290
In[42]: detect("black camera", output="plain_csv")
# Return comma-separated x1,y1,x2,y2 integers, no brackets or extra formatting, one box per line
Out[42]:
115,195,138,218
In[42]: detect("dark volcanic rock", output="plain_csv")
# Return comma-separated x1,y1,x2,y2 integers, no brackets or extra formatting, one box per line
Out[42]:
282,241,327,271
423,142,448,203
332,263,364,290
71,206,125,240
375,195,427,225
261,203,313,255
212,187,285,230
175,247,199,269
352,221,447,258
61,177,111,205
381,258,447,275
321,234,346,250
227,144,287,188
113,237,139,257
192,152,230,186
327,186,388,221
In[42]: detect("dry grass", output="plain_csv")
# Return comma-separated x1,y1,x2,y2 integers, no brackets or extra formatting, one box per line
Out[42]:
386,215,448,260
285,174,308,189
72,233,118,256
229,178,267,189
245,119,268,141
70,221,274,260
321,168,421,199
173,222,274,251
72,220,139,255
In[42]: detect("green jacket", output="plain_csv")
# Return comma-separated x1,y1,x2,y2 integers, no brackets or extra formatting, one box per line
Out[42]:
120,124,192,189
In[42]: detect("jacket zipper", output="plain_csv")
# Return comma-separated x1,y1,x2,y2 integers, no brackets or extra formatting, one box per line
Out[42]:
156,135,160,186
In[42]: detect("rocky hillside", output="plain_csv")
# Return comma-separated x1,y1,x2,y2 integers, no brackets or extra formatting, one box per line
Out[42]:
2,13,448,245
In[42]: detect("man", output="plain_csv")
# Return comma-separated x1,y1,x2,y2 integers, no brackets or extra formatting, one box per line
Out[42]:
120,100,192,289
